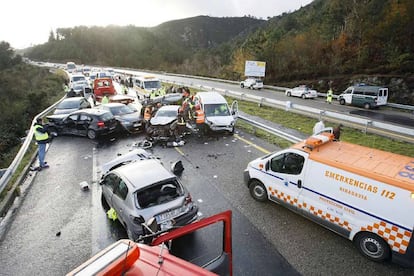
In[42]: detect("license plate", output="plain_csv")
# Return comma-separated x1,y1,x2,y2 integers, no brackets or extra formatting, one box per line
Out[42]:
156,208,182,223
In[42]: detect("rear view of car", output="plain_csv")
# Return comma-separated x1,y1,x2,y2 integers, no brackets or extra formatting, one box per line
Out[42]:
100,159,199,241
98,103,143,133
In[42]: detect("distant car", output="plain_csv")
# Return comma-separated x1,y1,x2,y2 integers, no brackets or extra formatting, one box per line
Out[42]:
240,77,263,90
285,85,318,99
70,81,90,96
97,103,143,133
93,77,116,101
69,74,87,85
53,97,91,115
100,158,199,241
47,109,118,139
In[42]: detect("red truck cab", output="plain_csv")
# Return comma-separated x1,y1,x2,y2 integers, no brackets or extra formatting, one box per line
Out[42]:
93,77,116,102
67,211,232,276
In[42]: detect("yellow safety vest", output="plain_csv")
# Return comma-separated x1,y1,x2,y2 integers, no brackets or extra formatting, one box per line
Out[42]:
34,125,49,141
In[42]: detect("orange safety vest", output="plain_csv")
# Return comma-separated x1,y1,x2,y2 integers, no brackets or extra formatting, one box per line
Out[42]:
195,109,205,124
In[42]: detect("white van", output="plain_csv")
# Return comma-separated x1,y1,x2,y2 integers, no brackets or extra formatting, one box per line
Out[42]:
244,132,414,267
195,92,238,134
133,76,161,99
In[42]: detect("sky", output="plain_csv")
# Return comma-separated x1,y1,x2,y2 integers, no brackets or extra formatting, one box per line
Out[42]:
2,0,313,49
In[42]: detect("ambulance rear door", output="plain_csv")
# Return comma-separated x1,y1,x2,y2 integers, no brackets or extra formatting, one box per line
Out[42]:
263,149,308,213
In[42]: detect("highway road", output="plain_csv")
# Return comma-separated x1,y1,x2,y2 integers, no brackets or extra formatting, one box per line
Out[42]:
0,128,412,275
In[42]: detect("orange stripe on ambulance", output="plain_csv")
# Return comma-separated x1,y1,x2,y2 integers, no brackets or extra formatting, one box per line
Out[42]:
244,133,414,267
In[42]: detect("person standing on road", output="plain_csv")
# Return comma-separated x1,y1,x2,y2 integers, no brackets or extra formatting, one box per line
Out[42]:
33,118,50,171
326,88,333,104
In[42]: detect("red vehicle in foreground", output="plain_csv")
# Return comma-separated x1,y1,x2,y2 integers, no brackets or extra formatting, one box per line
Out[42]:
93,77,116,102
67,210,233,276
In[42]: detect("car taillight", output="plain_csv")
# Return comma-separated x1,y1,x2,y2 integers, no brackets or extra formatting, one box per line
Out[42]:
97,121,105,128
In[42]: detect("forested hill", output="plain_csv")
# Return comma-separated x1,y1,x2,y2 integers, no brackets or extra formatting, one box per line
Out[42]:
25,0,414,103
26,16,265,73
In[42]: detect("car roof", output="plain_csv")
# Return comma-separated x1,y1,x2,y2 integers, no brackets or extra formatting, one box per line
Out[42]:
113,159,175,190
196,92,226,104
71,108,109,116
158,105,180,111
61,97,86,102
100,102,125,107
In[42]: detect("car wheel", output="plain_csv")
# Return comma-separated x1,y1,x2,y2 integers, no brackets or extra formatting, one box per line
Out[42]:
354,232,390,262
301,94,306,99
87,129,97,139
249,180,268,202
339,99,345,105
286,92,291,97
240,84,244,88
101,193,110,211
364,103,371,109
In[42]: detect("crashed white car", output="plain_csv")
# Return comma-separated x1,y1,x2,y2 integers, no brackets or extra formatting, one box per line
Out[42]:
195,92,238,134
285,85,318,99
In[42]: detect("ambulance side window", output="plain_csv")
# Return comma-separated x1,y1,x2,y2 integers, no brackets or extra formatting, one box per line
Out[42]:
270,153,304,175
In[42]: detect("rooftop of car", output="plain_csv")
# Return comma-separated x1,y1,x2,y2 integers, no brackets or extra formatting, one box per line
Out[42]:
112,159,175,190
196,92,226,104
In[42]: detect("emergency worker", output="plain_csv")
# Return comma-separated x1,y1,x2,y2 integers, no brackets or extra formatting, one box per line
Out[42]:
327,88,333,104
33,118,50,170
101,95,109,104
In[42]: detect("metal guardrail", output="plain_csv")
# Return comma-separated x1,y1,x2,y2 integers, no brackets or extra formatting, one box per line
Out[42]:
0,98,63,196
238,115,302,143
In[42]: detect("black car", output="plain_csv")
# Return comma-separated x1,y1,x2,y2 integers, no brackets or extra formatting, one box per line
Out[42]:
47,109,118,139
97,103,143,133
53,97,91,115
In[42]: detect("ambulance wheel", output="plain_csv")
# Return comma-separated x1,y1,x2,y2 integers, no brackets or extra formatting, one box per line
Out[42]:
354,232,390,262
339,99,345,105
249,180,267,202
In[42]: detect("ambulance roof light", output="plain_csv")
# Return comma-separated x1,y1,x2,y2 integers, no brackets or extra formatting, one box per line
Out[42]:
303,132,334,151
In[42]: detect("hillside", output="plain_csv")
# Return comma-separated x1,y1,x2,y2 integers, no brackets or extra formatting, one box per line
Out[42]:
25,0,414,103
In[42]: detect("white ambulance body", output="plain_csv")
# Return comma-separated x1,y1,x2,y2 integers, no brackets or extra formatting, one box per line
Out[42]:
244,133,414,267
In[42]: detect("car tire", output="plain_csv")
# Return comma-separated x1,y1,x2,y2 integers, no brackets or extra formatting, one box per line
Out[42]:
339,99,345,105
364,103,371,109
101,193,110,211
87,129,97,139
240,84,244,88
301,94,306,99
286,92,291,97
354,232,390,262
249,180,268,202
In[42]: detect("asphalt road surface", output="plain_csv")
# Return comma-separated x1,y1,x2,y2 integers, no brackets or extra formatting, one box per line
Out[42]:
0,129,412,275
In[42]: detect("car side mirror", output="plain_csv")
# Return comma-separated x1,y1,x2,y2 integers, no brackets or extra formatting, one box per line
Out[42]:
171,160,184,175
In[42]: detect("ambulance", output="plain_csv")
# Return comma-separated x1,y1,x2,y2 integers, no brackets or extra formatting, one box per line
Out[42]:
132,75,161,99
244,132,414,267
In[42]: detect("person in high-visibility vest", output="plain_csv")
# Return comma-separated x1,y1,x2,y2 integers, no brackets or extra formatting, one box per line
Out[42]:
326,88,333,104
33,118,50,171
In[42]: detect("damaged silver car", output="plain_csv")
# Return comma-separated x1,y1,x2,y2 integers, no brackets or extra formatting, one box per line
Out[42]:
100,157,198,241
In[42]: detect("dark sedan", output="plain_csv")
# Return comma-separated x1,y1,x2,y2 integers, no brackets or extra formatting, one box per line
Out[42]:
97,103,143,133
47,109,118,139
53,97,91,115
